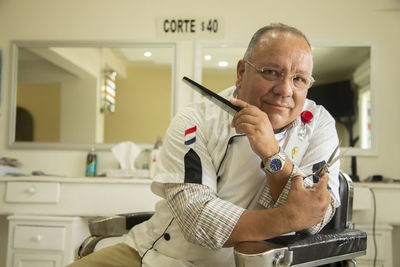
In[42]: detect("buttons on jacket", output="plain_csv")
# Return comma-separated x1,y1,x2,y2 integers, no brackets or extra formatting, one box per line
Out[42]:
164,233,170,241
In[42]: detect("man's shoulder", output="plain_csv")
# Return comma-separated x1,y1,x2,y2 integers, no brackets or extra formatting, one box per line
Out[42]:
171,86,234,134
304,98,335,123
218,85,236,98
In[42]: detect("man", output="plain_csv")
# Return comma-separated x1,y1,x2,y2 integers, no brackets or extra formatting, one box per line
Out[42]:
69,23,340,267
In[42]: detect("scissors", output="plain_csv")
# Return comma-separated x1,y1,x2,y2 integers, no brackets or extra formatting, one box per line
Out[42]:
303,142,343,180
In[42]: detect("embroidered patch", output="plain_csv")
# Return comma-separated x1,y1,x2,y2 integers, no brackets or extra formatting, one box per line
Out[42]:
312,160,326,183
184,148,202,184
312,160,326,173
184,126,197,146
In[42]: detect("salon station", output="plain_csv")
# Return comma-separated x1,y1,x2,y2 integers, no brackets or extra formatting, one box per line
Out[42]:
0,1,400,267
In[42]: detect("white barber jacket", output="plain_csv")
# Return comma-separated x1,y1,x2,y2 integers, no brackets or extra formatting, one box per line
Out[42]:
125,86,340,267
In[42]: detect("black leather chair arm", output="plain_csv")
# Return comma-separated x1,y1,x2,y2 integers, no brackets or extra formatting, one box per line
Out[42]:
267,229,367,265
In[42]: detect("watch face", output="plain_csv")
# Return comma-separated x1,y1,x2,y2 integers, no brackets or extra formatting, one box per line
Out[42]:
270,158,283,172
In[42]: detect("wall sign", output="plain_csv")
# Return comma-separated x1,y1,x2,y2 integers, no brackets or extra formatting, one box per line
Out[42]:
156,17,224,39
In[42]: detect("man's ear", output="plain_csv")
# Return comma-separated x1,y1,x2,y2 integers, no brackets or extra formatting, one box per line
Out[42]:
235,60,246,88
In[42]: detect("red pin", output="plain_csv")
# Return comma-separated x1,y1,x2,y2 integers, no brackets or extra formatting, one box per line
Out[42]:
301,111,313,124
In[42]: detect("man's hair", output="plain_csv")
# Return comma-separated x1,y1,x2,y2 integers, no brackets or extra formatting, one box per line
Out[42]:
243,23,311,61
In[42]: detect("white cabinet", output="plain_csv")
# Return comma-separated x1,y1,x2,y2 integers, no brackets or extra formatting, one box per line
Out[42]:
354,224,393,267
6,215,89,267
353,183,400,267
0,176,160,266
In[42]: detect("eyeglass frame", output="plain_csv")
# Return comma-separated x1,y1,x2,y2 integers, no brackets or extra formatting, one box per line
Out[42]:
244,60,315,89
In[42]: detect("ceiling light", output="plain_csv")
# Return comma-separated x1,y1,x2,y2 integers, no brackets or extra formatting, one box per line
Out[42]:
204,55,212,60
218,61,228,67
144,51,152,57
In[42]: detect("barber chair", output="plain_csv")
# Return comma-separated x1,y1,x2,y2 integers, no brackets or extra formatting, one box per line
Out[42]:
234,172,366,266
78,211,154,258
78,172,366,267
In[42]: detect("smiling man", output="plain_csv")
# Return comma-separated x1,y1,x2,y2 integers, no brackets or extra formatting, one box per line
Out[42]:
69,23,340,267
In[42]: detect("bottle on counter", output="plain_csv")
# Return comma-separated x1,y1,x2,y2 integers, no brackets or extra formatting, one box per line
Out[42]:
85,148,98,177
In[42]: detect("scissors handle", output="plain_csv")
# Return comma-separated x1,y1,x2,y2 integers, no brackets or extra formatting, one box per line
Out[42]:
317,164,330,176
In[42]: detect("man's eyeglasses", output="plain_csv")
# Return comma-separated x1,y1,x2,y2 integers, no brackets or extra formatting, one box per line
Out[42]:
245,60,315,90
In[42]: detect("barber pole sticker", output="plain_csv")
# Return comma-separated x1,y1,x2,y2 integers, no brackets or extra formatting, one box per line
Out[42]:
184,126,197,145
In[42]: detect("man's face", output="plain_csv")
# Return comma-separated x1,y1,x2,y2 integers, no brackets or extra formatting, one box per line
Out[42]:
235,30,313,130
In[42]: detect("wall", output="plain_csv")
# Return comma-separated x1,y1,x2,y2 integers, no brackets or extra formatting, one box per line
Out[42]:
0,0,399,180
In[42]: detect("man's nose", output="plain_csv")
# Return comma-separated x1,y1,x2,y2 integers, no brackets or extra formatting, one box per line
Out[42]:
273,76,293,97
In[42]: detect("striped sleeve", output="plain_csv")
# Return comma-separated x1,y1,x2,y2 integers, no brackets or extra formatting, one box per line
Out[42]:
164,183,244,249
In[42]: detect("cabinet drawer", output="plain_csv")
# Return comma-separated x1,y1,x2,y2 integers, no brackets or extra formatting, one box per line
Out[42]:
6,181,60,203
13,225,66,251
12,253,62,267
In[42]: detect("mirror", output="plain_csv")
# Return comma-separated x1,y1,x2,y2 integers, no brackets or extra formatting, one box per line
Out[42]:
196,41,376,156
10,41,176,149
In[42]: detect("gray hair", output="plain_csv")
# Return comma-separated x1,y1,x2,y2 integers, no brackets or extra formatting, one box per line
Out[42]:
243,23,311,61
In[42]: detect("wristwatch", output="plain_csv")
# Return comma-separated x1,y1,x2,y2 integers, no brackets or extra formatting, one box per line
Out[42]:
261,147,286,175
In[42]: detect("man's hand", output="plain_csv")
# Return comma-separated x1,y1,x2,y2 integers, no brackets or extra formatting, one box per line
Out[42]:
224,173,331,247
281,173,331,231
230,98,279,160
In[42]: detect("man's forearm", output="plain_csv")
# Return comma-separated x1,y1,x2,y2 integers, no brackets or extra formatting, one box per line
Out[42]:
223,207,293,247
265,157,294,202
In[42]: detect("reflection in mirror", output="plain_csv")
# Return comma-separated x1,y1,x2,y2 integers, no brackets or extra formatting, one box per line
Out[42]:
11,42,175,148
198,43,374,155
309,46,371,150
201,46,245,92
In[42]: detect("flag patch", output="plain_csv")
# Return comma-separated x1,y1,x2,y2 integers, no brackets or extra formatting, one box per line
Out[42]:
184,126,197,145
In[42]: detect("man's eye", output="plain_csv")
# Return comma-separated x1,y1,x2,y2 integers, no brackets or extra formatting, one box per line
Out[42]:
293,76,307,84
262,69,279,77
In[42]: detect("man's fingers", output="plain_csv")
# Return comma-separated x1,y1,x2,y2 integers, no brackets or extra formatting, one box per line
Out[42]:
291,175,304,190
315,173,329,189
234,114,263,127
230,98,259,127
230,97,250,108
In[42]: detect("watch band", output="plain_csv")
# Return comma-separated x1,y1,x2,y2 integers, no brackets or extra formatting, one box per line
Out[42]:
261,147,286,175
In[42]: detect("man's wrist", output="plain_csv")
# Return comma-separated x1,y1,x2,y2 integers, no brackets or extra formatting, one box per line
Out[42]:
276,204,297,233
261,144,280,165
261,147,286,176
290,163,300,178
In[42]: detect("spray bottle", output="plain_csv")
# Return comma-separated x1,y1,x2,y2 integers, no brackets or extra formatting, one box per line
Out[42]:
85,148,98,177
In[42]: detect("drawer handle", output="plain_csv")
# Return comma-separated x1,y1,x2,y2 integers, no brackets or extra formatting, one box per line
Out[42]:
34,235,42,242
26,186,37,194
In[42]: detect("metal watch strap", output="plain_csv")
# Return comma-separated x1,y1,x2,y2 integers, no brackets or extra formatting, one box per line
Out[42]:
261,147,286,175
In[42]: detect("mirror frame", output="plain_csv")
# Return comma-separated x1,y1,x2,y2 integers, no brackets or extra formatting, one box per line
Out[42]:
8,40,178,150
195,40,378,156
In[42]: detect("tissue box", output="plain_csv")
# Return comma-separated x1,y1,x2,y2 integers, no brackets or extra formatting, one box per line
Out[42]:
105,169,150,178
